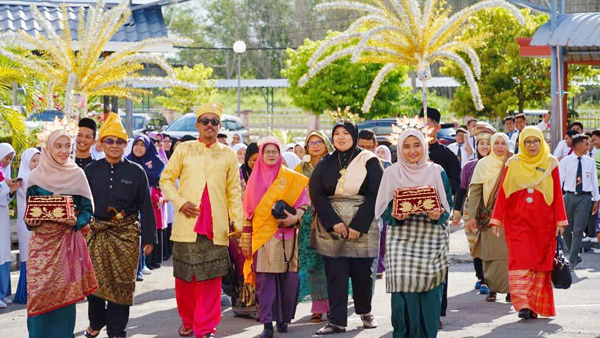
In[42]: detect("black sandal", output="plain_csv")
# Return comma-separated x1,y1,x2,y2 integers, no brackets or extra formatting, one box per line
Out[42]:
179,324,194,337
84,327,100,338
486,292,497,302
316,323,346,335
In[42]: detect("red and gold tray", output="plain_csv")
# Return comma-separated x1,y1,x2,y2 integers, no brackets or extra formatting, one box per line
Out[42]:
392,186,441,217
25,195,75,223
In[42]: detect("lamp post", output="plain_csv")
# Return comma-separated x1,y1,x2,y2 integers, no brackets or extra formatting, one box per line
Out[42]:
233,40,246,117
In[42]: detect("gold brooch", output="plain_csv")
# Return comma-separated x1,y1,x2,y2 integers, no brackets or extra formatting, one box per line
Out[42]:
278,177,288,190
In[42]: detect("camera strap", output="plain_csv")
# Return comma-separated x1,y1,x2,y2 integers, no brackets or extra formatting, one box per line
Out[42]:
280,222,297,274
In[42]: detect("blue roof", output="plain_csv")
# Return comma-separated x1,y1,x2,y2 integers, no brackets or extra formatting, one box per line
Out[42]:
531,12,600,47
0,3,168,44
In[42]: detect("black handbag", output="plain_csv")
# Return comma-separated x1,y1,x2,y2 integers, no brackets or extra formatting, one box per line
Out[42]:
551,236,572,289
271,200,298,273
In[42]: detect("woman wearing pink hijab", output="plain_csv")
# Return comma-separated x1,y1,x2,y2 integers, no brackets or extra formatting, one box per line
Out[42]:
240,136,309,338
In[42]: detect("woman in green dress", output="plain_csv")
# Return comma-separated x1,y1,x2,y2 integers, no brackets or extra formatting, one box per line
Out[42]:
375,128,451,338
25,129,97,338
294,130,334,323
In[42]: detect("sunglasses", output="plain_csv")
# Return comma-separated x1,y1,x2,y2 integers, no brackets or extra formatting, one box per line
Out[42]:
102,138,127,145
198,118,220,126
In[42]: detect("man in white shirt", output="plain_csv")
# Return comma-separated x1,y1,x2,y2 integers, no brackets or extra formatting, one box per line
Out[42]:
559,134,600,270
504,116,519,146
463,118,477,159
513,112,551,153
554,130,578,161
448,128,474,168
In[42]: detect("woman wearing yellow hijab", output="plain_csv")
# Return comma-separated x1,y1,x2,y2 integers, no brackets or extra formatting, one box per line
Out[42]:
489,127,567,320
466,133,511,303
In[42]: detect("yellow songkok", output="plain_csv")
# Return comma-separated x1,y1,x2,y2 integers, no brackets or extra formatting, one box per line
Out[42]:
98,112,128,141
196,102,224,119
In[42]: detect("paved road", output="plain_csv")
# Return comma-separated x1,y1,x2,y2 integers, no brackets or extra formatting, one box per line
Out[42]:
2,229,600,337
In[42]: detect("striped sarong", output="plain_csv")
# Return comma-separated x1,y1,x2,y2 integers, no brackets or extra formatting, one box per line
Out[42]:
385,214,449,293
508,269,555,317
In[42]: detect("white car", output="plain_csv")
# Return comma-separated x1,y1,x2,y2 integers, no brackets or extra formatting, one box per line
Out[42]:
163,113,249,141
25,110,64,130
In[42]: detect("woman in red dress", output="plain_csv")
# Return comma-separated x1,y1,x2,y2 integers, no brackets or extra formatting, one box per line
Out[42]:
490,127,567,319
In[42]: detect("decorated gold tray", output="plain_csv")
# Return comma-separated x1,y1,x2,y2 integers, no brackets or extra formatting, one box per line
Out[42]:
392,186,441,217
25,195,75,222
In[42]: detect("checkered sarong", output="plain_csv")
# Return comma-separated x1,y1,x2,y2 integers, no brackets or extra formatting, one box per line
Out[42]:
385,214,449,293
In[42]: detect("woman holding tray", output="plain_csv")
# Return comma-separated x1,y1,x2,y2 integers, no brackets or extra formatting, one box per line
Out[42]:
309,120,383,335
465,133,512,303
374,128,452,338
25,129,98,337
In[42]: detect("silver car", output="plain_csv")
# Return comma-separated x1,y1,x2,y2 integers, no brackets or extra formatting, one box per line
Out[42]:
163,113,249,140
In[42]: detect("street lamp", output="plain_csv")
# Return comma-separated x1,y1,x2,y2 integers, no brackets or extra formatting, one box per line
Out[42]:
233,40,246,117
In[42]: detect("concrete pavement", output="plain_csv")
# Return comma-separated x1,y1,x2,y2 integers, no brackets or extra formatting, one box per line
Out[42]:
1,228,600,337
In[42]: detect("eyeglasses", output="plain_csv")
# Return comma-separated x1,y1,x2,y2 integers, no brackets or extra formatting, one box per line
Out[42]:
102,138,127,145
263,150,279,155
307,140,324,147
524,139,541,146
198,118,220,126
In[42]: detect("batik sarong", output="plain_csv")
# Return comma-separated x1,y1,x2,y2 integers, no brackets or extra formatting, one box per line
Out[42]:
508,269,555,317
28,221,97,316
87,215,140,305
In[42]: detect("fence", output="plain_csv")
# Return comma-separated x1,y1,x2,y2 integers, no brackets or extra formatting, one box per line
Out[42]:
245,109,333,137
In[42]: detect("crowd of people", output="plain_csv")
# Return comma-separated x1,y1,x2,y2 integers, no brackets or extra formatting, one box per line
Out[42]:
0,102,595,338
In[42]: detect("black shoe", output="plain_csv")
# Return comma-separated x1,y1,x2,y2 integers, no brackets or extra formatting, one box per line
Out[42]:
202,334,215,338
518,309,530,319
316,323,346,335
151,263,162,269
136,276,143,282
276,322,288,333
505,293,511,303
259,324,274,338
360,313,377,329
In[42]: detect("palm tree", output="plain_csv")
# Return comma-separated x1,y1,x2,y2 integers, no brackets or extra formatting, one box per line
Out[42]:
0,0,195,118
0,59,32,152
299,0,525,116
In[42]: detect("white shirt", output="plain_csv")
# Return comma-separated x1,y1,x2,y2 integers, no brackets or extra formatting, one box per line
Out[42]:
559,153,600,201
448,142,474,168
553,140,572,160
513,121,550,154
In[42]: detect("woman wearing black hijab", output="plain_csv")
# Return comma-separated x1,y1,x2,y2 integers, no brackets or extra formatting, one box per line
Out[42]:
240,142,259,191
309,120,384,335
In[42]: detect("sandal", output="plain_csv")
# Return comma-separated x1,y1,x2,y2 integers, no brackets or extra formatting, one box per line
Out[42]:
179,324,194,337
310,313,323,323
84,327,100,338
505,293,511,303
486,292,497,302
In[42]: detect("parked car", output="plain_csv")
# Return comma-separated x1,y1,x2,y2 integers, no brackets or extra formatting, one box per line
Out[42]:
25,110,64,129
357,118,398,161
163,113,249,140
119,113,167,136
437,123,456,145
357,119,458,160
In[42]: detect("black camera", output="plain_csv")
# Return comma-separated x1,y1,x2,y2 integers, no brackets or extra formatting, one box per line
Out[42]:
271,200,296,220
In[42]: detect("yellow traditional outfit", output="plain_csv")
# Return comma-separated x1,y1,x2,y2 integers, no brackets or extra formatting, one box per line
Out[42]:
160,102,244,337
